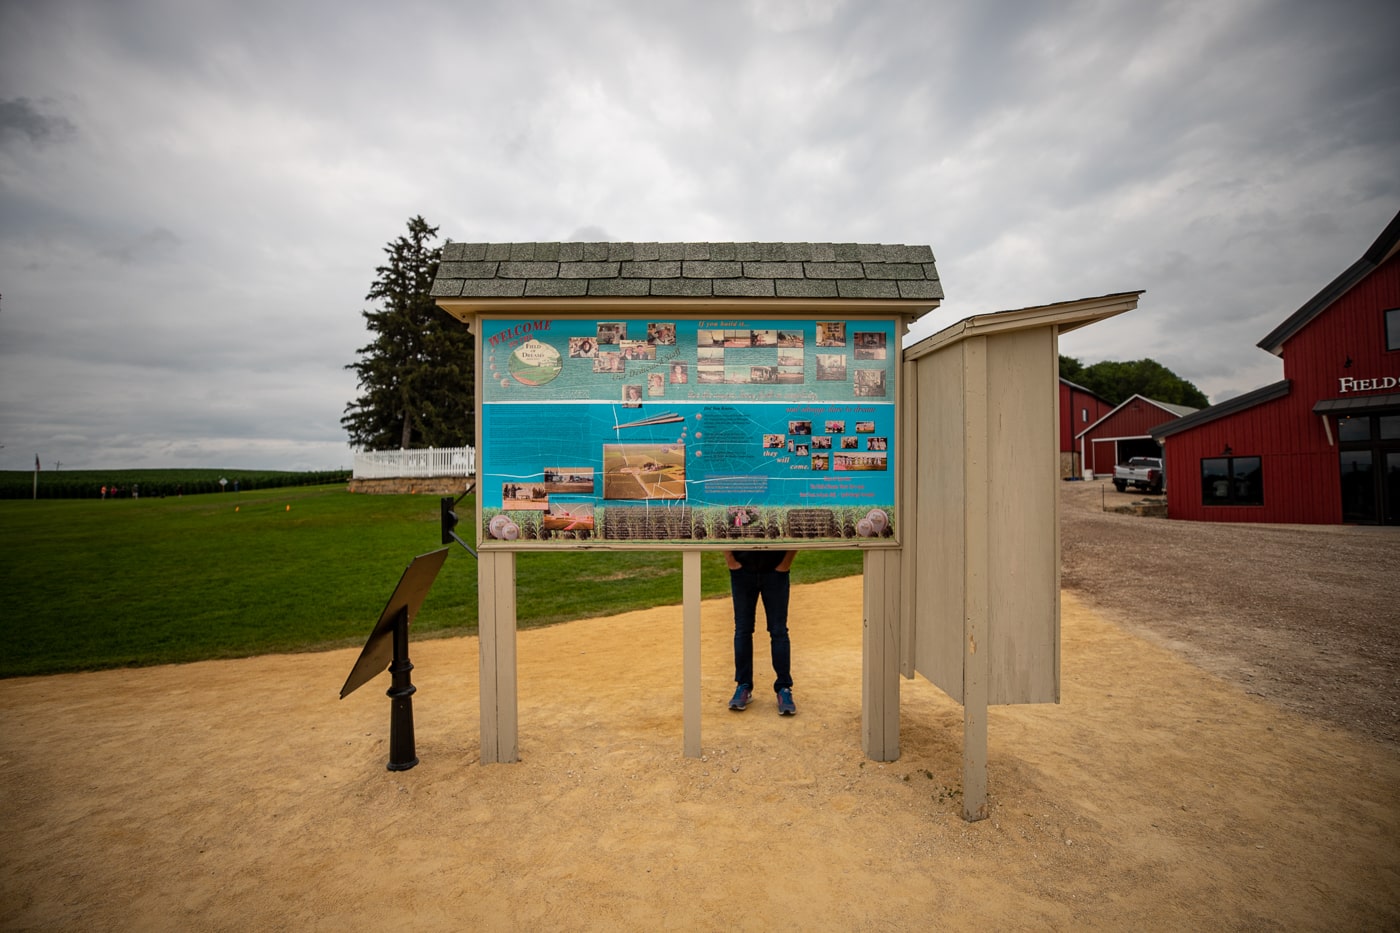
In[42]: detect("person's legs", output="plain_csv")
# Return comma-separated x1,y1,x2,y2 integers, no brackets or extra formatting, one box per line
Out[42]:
758,569,793,692
730,568,760,690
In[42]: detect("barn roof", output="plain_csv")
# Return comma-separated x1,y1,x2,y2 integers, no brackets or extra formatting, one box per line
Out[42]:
1074,393,1199,441
1060,377,1109,401
429,241,943,304
1152,380,1293,439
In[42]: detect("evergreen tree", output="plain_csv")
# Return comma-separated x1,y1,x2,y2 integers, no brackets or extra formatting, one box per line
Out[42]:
1058,355,1209,409
342,216,476,450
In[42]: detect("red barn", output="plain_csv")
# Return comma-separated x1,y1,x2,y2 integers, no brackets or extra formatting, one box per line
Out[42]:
1059,378,1112,477
1154,209,1400,524
1076,395,1198,478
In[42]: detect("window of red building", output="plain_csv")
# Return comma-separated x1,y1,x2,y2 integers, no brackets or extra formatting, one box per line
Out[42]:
1200,455,1264,506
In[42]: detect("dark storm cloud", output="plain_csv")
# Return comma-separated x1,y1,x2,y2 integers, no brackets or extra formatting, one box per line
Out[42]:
0,97,76,146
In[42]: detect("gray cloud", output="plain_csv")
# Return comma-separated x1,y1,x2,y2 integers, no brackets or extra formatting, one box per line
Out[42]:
99,226,181,265
0,0,1397,470
0,97,76,146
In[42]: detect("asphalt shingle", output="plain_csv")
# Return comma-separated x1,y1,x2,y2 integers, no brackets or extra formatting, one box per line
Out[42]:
431,241,942,307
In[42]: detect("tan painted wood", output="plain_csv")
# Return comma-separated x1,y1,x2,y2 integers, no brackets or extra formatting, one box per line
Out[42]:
902,292,1141,361
460,295,1124,801
1050,334,1063,689
898,357,918,679
683,550,702,758
985,327,1060,705
912,340,967,699
439,298,939,322
477,550,519,764
904,295,1139,820
467,317,486,548
961,335,991,821
474,539,901,554
861,549,901,761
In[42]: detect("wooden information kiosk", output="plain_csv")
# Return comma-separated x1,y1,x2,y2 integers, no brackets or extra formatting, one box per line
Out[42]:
432,241,1137,820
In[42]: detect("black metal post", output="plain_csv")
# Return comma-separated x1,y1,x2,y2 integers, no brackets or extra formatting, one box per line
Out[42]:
386,607,418,771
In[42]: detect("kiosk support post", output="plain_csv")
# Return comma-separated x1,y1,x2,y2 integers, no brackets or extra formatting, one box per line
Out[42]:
683,550,702,758
478,550,519,764
960,333,991,820
386,606,418,771
861,549,901,761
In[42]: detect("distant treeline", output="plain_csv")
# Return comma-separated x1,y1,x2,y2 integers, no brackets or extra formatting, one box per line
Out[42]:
0,469,351,500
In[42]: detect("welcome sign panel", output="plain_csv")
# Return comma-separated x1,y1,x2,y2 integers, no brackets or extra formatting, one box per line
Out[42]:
479,315,898,546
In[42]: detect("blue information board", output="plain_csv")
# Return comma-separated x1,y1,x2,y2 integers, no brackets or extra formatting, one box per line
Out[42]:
479,315,897,544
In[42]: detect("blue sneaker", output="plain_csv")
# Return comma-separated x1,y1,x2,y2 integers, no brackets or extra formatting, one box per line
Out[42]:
777,688,796,716
729,685,753,710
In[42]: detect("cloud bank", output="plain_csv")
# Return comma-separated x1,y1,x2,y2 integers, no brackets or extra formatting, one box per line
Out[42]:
1,0,1396,470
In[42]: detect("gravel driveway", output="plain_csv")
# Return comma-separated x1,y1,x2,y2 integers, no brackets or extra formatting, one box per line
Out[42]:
1060,479,1400,748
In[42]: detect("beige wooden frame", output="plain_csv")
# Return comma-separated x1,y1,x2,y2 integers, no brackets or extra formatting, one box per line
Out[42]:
448,290,1139,823
454,301,922,765
902,292,1140,818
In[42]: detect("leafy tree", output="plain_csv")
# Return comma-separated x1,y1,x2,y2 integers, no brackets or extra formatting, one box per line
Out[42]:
342,216,476,450
1058,355,1209,409
1058,354,1085,383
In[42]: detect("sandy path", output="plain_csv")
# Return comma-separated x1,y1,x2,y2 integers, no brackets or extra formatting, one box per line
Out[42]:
2,577,1397,930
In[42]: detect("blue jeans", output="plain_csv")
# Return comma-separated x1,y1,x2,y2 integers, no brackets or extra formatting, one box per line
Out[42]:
730,568,792,693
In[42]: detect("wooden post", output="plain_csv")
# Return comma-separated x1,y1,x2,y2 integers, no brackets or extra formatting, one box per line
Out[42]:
477,550,518,764
899,357,919,679
862,549,901,761
683,550,702,758
961,336,990,821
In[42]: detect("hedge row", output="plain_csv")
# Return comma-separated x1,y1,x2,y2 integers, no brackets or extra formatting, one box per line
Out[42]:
0,469,352,500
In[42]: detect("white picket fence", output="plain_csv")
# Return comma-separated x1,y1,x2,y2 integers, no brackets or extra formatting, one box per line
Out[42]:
352,446,477,479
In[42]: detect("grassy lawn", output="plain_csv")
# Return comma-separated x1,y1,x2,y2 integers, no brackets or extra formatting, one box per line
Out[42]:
0,486,862,677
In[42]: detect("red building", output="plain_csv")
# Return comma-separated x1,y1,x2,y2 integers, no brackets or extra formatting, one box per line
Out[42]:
1059,378,1112,477
1154,209,1400,525
1077,394,1198,478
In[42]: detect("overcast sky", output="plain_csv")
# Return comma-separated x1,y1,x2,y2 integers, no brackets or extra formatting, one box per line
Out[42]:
2,0,1397,472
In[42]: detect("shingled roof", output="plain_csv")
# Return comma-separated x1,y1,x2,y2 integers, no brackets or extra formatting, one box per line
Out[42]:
429,241,943,303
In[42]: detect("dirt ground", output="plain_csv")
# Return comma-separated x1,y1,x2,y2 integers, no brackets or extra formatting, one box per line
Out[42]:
2,480,1398,931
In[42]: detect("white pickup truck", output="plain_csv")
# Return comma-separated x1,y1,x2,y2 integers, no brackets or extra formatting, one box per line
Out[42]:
1113,457,1165,494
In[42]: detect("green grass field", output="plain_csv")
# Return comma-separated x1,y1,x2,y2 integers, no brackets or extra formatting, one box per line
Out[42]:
0,485,862,678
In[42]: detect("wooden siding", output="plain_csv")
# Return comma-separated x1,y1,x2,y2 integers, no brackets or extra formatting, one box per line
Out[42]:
1279,254,1400,400
1097,397,1186,437
1079,397,1182,473
1058,381,1111,453
986,329,1060,705
912,340,966,697
1161,389,1339,523
909,327,1060,706
1163,254,1400,524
